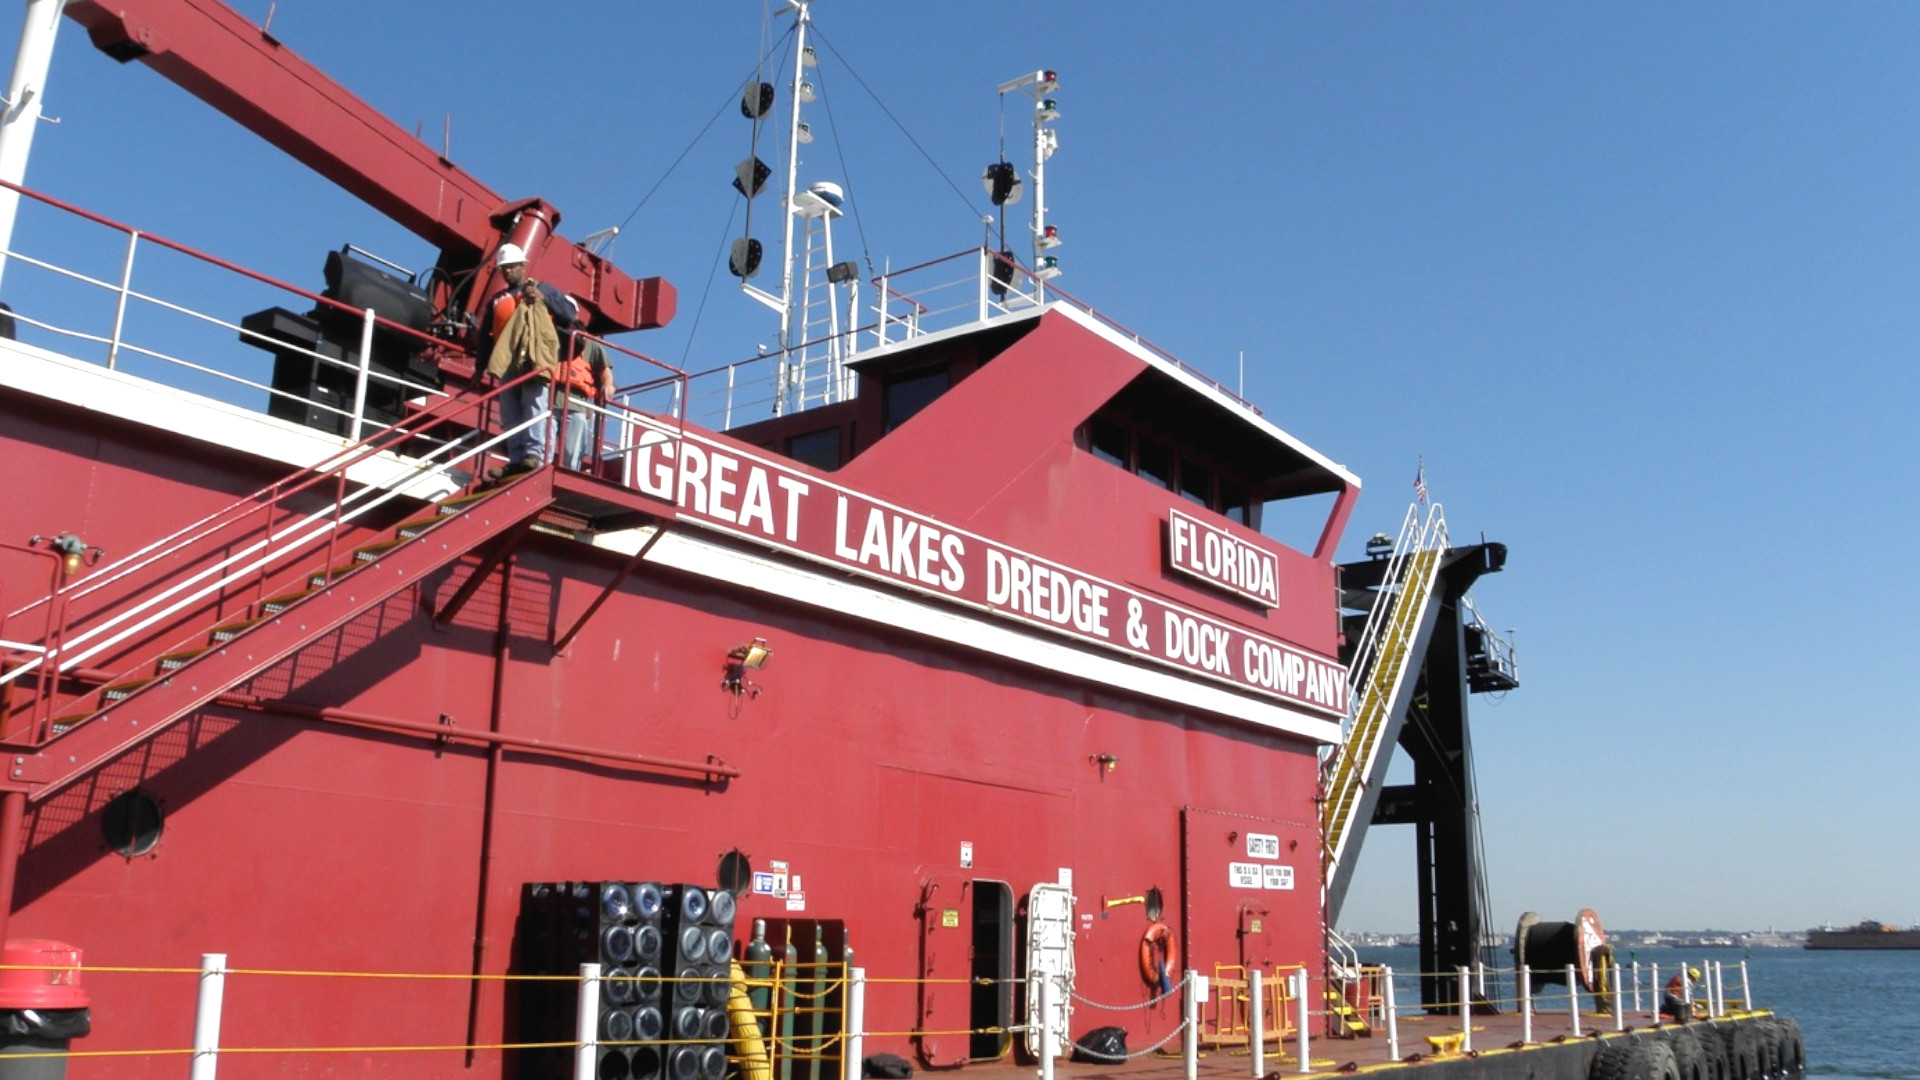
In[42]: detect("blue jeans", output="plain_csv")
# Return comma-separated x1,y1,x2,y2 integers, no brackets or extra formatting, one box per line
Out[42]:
500,379,549,464
562,398,597,470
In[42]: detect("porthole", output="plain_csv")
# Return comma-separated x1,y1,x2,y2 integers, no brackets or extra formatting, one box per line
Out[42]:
102,789,163,857
717,848,754,897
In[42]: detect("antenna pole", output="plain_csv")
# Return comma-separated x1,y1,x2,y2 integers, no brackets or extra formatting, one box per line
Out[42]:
772,1,813,415
998,70,1061,303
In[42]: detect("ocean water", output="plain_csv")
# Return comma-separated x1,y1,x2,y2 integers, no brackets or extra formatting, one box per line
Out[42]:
1355,945,1920,1080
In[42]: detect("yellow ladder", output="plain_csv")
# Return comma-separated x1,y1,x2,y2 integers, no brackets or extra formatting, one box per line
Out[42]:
1321,539,1441,873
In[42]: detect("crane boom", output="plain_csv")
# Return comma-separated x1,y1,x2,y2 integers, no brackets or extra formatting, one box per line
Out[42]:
63,0,674,334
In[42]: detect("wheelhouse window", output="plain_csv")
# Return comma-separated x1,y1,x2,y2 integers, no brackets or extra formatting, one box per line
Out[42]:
1178,458,1212,507
1219,478,1250,525
1080,412,1260,527
885,367,949,433
1089,415,1131,469
1136,438,1174,490
786,428,841,470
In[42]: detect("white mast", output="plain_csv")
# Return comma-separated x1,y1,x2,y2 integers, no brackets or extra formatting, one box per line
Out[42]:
0,0,70,294
735,0,859,417
772,0,811,402
995,69,1062,301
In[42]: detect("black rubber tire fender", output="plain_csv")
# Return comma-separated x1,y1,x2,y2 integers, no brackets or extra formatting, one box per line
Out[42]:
1593,1040,1681,1080
1763,1019,1804,1076
1720,1022,1762,1080
1753,1021,1782,1079
1591,1043,1634,1080
1666,1026,1709,1080
1779,1018,1805,1074
1699,1024,1732,1080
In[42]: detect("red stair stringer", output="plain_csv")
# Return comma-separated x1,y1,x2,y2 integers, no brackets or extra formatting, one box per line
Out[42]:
6,471,555,803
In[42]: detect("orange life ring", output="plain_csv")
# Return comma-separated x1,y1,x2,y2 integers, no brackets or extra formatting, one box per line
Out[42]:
1139,921,1178,990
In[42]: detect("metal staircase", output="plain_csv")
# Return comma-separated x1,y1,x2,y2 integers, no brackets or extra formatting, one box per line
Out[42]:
1320,504,1448,916
0,376,557,803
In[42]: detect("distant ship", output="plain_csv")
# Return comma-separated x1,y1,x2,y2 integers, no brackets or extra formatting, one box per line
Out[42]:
1805,921,1920,949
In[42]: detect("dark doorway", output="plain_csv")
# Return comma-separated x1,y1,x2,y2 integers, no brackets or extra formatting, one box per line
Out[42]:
968,880,1014,1060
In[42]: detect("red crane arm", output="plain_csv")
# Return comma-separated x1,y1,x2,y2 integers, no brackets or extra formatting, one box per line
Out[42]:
62,0,674,333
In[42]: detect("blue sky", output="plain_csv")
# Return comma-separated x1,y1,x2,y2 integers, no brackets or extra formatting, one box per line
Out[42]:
10,2,1919,933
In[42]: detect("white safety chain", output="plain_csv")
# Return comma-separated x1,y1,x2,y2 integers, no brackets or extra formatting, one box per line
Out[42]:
1067,983,1182,1012
1061,982,1190,1062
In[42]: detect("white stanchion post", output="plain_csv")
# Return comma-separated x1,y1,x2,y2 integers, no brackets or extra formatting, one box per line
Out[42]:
1613,964,1625,1031
1519,964,1532,1045
1382,965,1400,1062
1295,969,1311,1075
845,967,866,1080
107,231,138,369
1651,963,1661,1023
1475,961,1486,1000
1184,970,1202,1080
1566,963,1581,1038
189,953,227,1080
1458,967,1472,1053
1250,968,1265,1078
575,962,602,1080
1714,962,1726,1018
351,307,376,441
1739,961,1751,1014
1632,961,1642,1015
1038,973,1056,1080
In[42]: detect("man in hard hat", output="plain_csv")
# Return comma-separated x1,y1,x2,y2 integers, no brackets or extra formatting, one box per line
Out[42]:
482,242,578,477
1661,966,1702,1022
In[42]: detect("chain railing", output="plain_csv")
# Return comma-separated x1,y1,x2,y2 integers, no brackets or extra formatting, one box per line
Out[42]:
0,951,1783,1079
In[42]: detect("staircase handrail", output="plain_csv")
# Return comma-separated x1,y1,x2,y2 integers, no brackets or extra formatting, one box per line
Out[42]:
3,368,524,625
1338,504,1425,740
0,416,541,744
1327,926,1362,982
1319,503,1448,872
0,370,545,695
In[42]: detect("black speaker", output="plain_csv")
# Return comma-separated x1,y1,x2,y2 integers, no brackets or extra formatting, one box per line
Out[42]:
658,884,738,1080
515,882,670,1080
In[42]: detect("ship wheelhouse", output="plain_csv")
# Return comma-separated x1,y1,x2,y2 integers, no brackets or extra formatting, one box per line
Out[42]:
0,0,1368,1057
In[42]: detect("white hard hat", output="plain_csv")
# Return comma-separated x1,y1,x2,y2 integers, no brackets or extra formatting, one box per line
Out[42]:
495,242,527,267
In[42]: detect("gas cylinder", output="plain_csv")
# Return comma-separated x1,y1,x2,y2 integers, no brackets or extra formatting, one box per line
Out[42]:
746,918,773,1013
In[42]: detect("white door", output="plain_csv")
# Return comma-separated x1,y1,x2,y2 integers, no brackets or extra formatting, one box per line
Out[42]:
1024,882,1076,1059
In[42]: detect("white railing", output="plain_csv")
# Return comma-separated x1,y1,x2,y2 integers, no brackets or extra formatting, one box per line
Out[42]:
1340,503,1448,742
663,245,1269,434
0,181,698,447
1318,503,1449,883
0,183,458,431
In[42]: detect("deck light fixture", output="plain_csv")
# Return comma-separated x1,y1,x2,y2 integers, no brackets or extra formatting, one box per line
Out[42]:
722,637,772,697
32,532,102,577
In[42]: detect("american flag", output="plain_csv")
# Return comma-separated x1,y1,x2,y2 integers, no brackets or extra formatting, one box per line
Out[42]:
1414,458,1428,504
